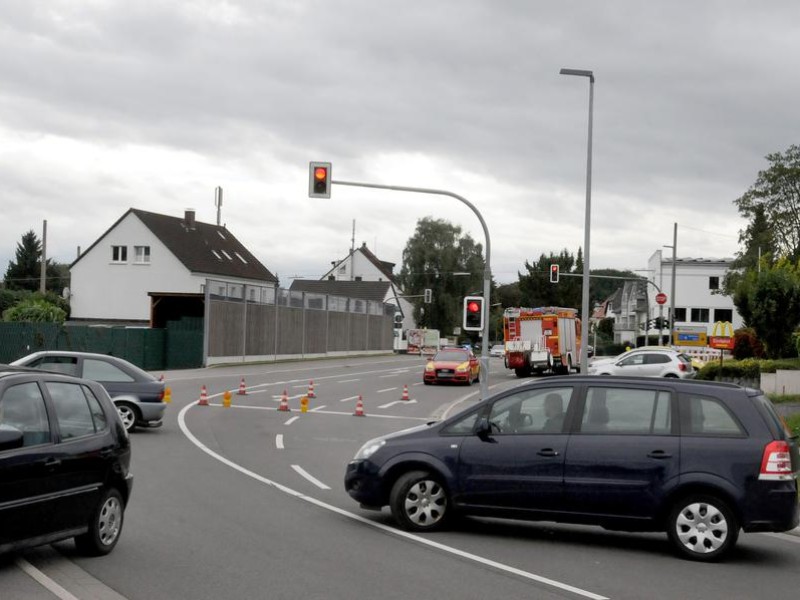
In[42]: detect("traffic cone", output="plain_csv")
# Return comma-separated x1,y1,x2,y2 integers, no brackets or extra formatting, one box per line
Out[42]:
223,390,232,408
198,385,209,406
278,389,290,412
401,384,410,401
353,395,365,417
237,377,247,396
307,380,316,398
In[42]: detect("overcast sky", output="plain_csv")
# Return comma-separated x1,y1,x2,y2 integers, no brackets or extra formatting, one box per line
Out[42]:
2,1,798,288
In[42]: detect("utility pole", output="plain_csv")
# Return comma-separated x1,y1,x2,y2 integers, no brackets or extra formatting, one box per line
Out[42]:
40,219,47,294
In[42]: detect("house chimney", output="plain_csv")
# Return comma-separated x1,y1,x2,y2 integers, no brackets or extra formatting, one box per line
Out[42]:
184,209,196,230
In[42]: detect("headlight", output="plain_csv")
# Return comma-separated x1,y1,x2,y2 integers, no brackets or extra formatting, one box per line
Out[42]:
456,363,469,372
354,438,386,460
425,363,435,371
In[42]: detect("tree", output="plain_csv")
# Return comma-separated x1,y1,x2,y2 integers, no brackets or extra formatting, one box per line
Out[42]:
517,249,581,309
3,297,67,323
4,230,64,292
731,258,800,358
398,217,486,336
734,144,800,262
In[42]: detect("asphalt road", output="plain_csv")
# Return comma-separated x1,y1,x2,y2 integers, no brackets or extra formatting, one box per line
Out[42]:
2,355,800,600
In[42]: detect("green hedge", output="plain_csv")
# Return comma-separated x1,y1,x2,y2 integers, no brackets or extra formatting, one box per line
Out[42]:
695,357,800,380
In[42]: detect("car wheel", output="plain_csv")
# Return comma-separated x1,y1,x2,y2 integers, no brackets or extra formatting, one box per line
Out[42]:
390,470,449,532
74,488,125,556
664,373,679,378
115,402,138,433
667,494,739,561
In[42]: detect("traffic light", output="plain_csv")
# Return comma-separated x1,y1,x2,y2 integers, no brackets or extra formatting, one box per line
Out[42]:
308,162,332,198
423,288,432,304
463,296,484,331
549,264,559,283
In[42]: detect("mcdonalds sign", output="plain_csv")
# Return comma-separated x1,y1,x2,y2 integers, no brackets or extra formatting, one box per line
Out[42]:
709,321,735,350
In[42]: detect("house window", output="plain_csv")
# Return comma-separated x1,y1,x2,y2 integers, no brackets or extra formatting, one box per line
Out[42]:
111,245,127,262
714,308,733,323
709,276,720,290
690,308,710,323
673,308,686,322
134,246,150,263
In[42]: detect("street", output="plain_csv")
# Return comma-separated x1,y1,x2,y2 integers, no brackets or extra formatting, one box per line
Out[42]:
2,355,799,600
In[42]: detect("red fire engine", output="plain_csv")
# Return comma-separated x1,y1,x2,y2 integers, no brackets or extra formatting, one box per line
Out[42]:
503,306,581,377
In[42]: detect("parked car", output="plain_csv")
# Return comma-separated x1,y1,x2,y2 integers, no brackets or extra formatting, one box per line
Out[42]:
345,375,799,561
0,365,132,555
588,348,695,379
423,348,480,385
489,344,505,358
11,351,166,432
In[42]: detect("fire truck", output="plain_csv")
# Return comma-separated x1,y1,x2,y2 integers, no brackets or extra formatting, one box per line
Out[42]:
503,306,581,377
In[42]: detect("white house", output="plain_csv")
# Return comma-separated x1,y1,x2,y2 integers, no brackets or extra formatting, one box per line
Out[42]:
321,242,416,331
69,208,278,323
645,251,743,343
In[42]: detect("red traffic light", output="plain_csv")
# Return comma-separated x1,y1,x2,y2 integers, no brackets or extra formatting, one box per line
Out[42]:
308,161,332,198
467,300,480,313
549,264,559,283
314,166,328,181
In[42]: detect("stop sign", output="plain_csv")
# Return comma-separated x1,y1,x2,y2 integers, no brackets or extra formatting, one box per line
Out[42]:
655,292,667,305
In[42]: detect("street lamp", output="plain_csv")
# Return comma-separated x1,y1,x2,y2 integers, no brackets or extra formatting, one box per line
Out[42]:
560,67,595,374
663,223,677,346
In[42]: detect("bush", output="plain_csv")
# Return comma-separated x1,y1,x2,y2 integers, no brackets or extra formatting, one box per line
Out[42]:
695,358,762,381
733,328,765,360
3,298,67,323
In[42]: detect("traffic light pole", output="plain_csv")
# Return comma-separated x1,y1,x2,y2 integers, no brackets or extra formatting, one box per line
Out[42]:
332,179,492,400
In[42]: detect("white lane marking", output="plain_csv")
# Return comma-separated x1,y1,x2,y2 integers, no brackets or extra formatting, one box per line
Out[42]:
340,395,360,403
291,465,331,490
178,404,608,600
379,374,399,378
310,405,327,412
15,558,81,600
276,434,284,449
379,399,418,409
205,402,428,421
338,378,361,383
377,387,397,394
284,416,299,425
412,382,424,386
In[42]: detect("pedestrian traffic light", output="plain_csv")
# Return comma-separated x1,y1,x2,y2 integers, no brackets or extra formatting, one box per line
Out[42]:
463,296,484,331
423,288,432,303
549,264,559,283
308,162,332,198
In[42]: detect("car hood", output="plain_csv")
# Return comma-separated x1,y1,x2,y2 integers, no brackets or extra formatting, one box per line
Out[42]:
430,360,470,369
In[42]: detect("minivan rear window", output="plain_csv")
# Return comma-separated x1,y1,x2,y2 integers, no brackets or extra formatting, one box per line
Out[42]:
752,393,792,439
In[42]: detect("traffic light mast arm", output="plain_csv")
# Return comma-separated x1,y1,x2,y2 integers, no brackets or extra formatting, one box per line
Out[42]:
332,178,492,400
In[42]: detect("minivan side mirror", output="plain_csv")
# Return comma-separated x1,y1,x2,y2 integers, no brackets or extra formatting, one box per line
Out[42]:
0,425,24,451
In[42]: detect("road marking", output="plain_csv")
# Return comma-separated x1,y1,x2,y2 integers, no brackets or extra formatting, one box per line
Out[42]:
339,395,359,403
276,434,284,449
378,399,418,409
284,416,299,425
310,405,326,412
205,402,428,421
412,382,424,386
15,558,81,600
179,403,608,600
337,378,360,383
377,387,397,394
378,374,398,378
291,465,331,490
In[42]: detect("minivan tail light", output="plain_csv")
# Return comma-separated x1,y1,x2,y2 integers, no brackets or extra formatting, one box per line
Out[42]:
759,441,794,480
678,362,686,372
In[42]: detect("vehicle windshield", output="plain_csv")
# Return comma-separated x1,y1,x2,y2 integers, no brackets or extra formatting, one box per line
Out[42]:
434,350,470,362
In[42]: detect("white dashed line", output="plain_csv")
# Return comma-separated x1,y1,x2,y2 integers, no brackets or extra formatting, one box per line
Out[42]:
284,416,299,425
338,378,360,383
339,395,360,403
378,399,418,409
291,465,331,490
377,387,397,394
275,434,284,449
310,405,327,412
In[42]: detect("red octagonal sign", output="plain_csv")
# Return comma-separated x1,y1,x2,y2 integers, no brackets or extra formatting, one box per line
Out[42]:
655,292,668,305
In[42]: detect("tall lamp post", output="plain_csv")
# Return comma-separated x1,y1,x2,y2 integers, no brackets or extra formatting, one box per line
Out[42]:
560,68,595,374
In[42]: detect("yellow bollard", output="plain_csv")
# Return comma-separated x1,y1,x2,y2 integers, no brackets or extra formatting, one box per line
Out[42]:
223,389,232,408
163,387,172,404
300,395,309,413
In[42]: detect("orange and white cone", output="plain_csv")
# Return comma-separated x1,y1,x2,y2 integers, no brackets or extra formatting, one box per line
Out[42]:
278,389,290,412
401,384,410,401
353,395,365,417
307,380,316,399
237,377,247,396
198,385,209,406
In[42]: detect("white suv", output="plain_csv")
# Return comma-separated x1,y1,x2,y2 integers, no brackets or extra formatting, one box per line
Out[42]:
589,348,695,378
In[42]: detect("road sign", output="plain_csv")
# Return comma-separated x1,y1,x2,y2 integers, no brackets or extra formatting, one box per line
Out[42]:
655,292,667,305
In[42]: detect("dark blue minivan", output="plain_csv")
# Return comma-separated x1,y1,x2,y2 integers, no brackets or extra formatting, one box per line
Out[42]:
345,376,799,561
